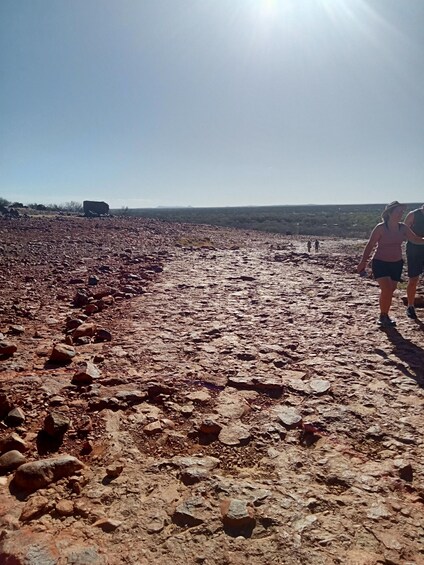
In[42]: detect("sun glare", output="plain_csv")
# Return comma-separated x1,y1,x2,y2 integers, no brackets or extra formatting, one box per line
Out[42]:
260,0,278,18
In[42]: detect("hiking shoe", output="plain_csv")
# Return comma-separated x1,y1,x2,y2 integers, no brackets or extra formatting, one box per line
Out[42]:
378,315,396,328
406,306,417,320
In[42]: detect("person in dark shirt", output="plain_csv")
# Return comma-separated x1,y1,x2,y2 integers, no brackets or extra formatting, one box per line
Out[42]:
405,204,424,319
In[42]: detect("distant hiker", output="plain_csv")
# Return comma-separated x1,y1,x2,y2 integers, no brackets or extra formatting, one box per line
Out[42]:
405,204,424,319
314,239,319,252
357,201,424,328
307,240,312,253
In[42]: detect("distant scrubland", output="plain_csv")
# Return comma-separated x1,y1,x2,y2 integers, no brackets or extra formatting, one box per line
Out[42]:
2,197,421,238
112,203,422,239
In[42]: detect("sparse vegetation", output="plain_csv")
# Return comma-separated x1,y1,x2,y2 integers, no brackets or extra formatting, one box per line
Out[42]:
111,203,422,239
5,201,84,214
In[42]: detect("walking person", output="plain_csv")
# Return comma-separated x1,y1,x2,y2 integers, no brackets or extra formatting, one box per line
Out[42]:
307,240,312,253
357,201,424,327
405,204,424,319
314,239,319,252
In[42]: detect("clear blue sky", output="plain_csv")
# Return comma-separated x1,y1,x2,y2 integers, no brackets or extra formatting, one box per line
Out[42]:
1,0,423,208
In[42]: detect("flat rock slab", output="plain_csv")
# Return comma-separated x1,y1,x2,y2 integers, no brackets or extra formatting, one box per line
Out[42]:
275,407,302,428
227,375,283,394
309,379,331,394
218,422,251,446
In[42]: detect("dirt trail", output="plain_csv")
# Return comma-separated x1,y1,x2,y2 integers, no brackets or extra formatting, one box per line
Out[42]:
1,217,424,564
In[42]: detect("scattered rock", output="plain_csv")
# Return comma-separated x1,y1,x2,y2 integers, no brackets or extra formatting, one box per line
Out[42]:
0,450,27,474
0,340,17,356
218,422,251,446
93,518,122,532
199,417,223,436
43,411,71,438
394,460,413,482
8,324,25,335
0,432,28,454
73,321,97,339
88,275,100,285
20,495,51,522
172,496,210,527
187,390,211,404
49,343,77,363
95,328,112,342
144,420,162,435
106,463,124,479
220,498,256,530
55,499,75,516
276,406,302,428
0,391,13,419
6,407,25,426
72,361,101,385
13,455,84,492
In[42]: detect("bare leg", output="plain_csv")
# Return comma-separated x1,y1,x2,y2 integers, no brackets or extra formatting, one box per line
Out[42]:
407,276,419,307
377,277,397,315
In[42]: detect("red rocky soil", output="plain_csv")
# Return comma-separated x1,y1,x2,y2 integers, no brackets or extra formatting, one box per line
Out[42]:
0,215,423,565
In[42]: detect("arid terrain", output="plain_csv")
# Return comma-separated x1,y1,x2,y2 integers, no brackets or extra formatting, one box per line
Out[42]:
0,215,423,565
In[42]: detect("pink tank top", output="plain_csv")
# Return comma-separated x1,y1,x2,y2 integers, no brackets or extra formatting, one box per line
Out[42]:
374,223,407,262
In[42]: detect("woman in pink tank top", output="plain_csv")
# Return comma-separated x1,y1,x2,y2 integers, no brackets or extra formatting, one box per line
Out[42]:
357,201,424,327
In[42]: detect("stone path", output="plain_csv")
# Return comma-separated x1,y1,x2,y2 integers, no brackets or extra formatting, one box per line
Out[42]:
1,219,424,564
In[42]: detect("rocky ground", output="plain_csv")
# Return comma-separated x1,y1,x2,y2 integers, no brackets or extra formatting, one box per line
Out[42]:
0,215,423,565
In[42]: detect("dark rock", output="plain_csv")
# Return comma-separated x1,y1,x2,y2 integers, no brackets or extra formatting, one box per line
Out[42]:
88,275,99,285
106,463,124,478
8,325,25,335
94,328,112,342
0,432,27,454
228,374,283,395
66,318,84,331
6,407,25,426
395,460,413,482
73,289,91,307
199,417,223,435
0,340,17,356
72,362,101,385
0,391,13,420
43,411,71,438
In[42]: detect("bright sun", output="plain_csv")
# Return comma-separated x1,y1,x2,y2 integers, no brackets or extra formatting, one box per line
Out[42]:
259,0,279,18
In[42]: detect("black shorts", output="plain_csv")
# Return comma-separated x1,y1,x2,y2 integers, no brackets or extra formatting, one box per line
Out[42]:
371,259,404,281
406,243,424,278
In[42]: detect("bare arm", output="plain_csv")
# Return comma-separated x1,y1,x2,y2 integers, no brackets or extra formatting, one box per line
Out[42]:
404,212,414,229
357,224,382,272
404,224,424,245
